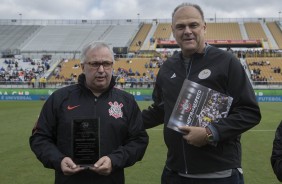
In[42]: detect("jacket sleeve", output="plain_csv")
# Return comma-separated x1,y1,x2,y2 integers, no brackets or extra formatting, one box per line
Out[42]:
212,56,261,140
271,121,282,182
142,76,165,129
108,98,149,170
29,94,65,171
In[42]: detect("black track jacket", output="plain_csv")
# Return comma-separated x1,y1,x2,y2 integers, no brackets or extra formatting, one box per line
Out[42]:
271,120,282,182
142,46,261,174
30,74,148,184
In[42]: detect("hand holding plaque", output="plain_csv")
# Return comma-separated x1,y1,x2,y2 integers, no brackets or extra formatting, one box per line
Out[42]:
71,118,100,167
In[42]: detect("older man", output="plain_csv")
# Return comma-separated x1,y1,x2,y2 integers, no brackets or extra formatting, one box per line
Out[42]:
30,42,148,184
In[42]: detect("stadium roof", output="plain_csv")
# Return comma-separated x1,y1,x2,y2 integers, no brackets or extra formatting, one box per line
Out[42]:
0,0,281,20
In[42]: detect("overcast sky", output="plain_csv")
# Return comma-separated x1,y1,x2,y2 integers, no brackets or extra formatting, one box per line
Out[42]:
0,0,281,20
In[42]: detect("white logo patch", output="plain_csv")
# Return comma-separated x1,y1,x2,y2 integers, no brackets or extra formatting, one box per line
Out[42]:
198,69,211,79
171,73,176,78
108,101,123,119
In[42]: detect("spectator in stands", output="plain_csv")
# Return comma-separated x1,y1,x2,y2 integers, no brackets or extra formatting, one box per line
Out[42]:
149,61,153,68
128,68,133,75
138,76,144,87
271,120,282,182
39,76,44,88
150,37,154,45
141,3,261,184
135,70,140,76
15,61,18,69
31,77,36,88
30,42,148,184
42,77,47,88
144,62,149,68
118,76,125,88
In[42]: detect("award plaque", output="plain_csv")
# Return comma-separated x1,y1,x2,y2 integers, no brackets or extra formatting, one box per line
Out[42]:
71,118,100,166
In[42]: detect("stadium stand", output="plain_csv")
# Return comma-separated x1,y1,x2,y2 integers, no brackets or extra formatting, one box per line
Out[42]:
48,59,81,83
0,18,282,88
205,23,242,40
21,25,96,52
244,22,268,40
103,24,140,47
267,22,282,49
129,23,153,53
0,25,42,51
153,23,172,40
246,57,282,82
114,58,159,76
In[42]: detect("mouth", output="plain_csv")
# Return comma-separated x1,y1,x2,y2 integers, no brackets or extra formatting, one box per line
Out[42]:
95,75,106,81
183,37,194,42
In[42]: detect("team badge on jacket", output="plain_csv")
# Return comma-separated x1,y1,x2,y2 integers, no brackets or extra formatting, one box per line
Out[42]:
198,69,211,79
108,101,123,119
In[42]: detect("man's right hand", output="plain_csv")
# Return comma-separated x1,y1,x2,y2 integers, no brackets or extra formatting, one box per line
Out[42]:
61,157,86,175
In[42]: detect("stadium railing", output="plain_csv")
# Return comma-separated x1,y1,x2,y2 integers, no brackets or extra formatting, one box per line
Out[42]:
0,81,157,89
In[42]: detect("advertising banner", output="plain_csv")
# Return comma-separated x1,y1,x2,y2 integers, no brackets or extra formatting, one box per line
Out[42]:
0,88,282,102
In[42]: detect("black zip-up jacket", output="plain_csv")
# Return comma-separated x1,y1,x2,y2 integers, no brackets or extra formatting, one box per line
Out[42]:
271,120,282,181
142,46,261,174
30,74,148,184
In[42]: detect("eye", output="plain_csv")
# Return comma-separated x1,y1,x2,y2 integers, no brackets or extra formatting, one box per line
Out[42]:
175,24,185,30
102,62,111,67
190,23,199,28
91,63,100,67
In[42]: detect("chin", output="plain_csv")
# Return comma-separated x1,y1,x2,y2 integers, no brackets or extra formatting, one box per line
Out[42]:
182,47,197,53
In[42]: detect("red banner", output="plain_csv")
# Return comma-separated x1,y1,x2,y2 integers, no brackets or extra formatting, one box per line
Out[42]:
157,39,261,45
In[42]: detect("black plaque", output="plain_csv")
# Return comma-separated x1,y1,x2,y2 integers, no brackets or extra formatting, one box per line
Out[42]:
71,118,100,166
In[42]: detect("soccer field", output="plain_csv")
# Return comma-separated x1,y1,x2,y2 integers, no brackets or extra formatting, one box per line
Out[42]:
0,101,281,184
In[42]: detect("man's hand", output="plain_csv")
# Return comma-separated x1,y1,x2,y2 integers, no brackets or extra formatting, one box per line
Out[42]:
178,126,207,147
61,157,86,175
89,156,112,176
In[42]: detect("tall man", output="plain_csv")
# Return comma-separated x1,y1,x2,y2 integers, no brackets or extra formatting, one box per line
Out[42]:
142,3,261,184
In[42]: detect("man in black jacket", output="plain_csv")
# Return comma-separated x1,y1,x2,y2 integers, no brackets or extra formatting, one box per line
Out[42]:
30,42,148,184
271,120,282,182
142,3,261,184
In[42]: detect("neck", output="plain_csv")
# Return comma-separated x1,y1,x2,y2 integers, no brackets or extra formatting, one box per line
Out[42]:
183,44,207,57
91,91,102,97
85,85,103,97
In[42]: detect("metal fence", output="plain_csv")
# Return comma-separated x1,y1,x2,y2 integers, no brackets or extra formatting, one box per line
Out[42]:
0,17,281,26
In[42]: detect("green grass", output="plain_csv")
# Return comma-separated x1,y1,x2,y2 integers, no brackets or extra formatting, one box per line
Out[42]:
0,101,281,184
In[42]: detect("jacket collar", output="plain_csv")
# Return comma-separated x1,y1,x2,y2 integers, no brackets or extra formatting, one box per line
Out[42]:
78,73,116,93
179,43,211,59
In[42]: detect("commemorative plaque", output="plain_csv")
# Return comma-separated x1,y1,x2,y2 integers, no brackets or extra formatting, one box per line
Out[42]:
71,118,100,166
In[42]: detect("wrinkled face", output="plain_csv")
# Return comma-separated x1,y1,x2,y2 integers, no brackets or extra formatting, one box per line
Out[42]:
172,6,206,57
81,47,114,95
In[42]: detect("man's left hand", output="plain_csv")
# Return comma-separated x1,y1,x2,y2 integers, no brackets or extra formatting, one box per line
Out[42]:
178,126,207,147
89,156,112,175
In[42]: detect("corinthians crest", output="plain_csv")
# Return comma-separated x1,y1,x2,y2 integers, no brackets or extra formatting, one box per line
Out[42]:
108,101,123,119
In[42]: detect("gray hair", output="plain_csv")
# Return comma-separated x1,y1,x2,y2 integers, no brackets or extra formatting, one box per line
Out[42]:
172,3,205,21
80,42,114,64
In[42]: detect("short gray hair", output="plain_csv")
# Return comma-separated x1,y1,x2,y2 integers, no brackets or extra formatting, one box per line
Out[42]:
172,3,205,21
80,42,114,64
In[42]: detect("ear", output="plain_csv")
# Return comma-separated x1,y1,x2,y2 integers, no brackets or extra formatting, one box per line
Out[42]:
81,63,85,73
171,24,176,39
203,22,207,34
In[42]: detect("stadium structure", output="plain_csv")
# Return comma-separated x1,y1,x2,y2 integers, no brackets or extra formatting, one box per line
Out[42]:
0,17,282,101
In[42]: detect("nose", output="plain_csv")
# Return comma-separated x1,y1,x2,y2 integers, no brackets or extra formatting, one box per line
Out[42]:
97,64,105,72
184,26,192,34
